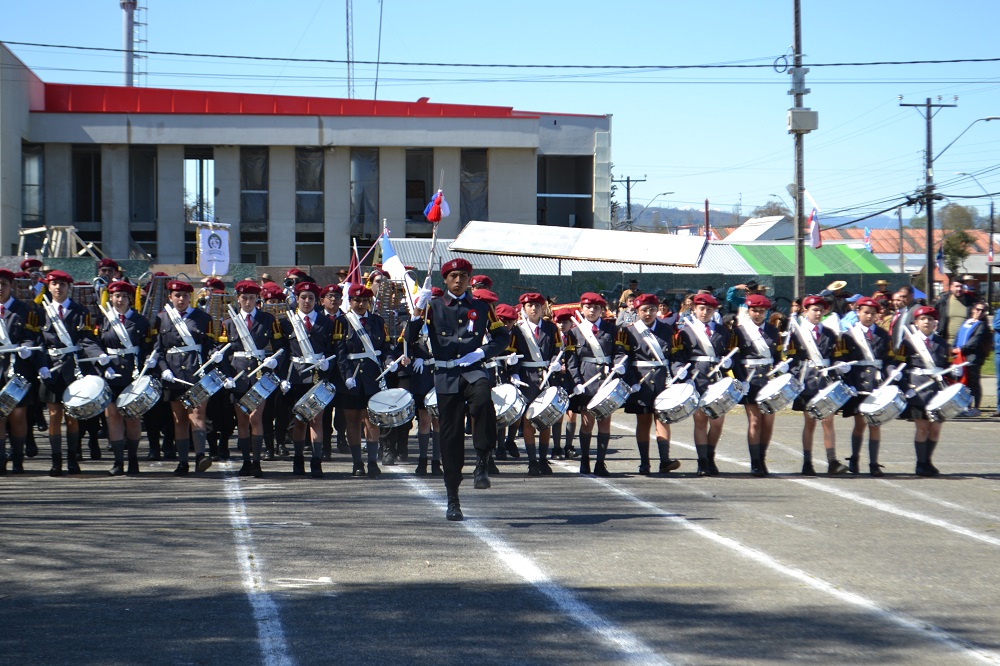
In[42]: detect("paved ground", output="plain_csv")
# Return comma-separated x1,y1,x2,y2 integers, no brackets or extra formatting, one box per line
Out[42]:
1,409,999,665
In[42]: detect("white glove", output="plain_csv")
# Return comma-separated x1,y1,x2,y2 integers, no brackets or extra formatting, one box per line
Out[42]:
345,377,357,390
16,346,32,359
317,359,329,372
775,361,790,375
511,374,522,386
104,368,120,381
412,358,425,374
741,380,751,394
457,349,486,367
572,384,585,396
263,356,278,369
39,367,52,380
145,356,158,369
630,383,641,393
211,351,225,364
675,366,688,380
505,352,519,366
97,353,111,366
387,360,399,373
414,277,433,309
223,378,236,390
721,357,732,369
161,369,175,383
280,380,291,394
548,358,561,373
613,360,627,375
951,366,963,378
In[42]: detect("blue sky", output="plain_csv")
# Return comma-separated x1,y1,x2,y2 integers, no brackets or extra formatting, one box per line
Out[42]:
5,1,1000,225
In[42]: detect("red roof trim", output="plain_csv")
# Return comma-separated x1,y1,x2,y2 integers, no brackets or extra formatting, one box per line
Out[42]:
41,83,538,119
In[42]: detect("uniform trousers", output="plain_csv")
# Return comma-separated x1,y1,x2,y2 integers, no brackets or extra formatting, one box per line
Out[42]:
437,376,496,490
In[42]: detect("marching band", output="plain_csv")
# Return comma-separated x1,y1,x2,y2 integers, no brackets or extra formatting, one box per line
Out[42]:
0,260,984,522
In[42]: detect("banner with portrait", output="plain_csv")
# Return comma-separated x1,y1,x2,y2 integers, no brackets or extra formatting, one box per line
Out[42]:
197,226,230,276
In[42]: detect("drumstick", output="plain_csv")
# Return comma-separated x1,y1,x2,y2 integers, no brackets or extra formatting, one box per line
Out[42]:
194,342,232,378
708,348,739,378
876,362,906,392
818,360,858,376
666,363,692,388
629,369,656,393
538,348,565,390
374,353,406,383
167,376,195,387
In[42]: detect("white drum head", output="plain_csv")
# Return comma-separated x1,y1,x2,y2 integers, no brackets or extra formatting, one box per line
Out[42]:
863,386,901,411
655,383,695,408
701,377,735,403
492,384,521,410
926,383,965,411
528,386,559,419
64,376,108,407
369,388,413,412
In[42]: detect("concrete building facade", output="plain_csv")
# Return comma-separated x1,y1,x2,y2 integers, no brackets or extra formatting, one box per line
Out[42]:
0,44,612,266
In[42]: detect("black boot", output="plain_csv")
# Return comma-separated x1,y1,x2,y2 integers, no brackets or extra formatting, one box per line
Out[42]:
474,453,491,489
292,456,306,476
431,460,443,476
415,458,428,475
310,459,324,478
238,460,254,476
446,487,463,521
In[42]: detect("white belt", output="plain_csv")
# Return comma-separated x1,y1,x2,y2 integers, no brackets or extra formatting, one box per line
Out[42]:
293,355,323,365
691,355,719,362
743,358,772,367
423,359,436,367
109,346,139,356
807,359,830,367
168,345,200,354
234,350,266,359
348,351,381,361
635,360,667,368
48,345,81,357
914,367,943,376
520,361,548,368
582,356,609,365
483,360,500,369
434,358,474,369
855,360,883,368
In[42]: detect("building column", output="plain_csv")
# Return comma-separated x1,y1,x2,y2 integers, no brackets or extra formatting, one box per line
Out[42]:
433,148,461,240
488,148,536,225
156,145,185,264
101,145,130,260
268,146,295,266
325,147,350,266
214,146,240,262
379,147,406,240
43,143,72,227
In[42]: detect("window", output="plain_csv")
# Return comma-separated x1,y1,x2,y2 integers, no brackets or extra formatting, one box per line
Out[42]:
22,144,44,227
296,147,324,225
241,147,268,227
460,149,488,227
73,146,102,224
241,231,269,265
405,149,433,237
350,148,379,239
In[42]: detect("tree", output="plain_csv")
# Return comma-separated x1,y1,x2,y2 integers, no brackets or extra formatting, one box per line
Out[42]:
907,214,926,228
942,229,973,276
750,200,791,218
938,203,979,230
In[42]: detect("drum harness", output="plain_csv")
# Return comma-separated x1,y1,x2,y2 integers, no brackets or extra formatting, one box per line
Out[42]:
629,319,672,387
345,310,388,390
0,315,41,379
573,311,610,369
164,304,201,359
902,325,968,394
285,311,335,386
228,304,266,362
100,302,141,379
736,311,774,384
42,295,84,380
847,322,883,381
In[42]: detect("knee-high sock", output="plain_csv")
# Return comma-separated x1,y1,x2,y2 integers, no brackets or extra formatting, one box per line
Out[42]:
50,434,63,463
418,432,430,459
176,438,190,463
868,439,881,465
126,439,140,462
748,443,761,464
311,433,323,461
565,422,577,449
110,439,125,463
926,439,938,463
696,444,709,463
192,429,207,456
595,433,610,464
367,439,379,464
237,437,251,462
850,433,863,460
552,422,563,450
538,432,549,462
656,438,671,461
524,437,537,463
431,431,441,462
578,431,592,461
350,444,363,466
293,439,306,458
11,436,25,466
826,447,838,463
66,431,81,459
251,435,264,461
637,440,650,466
914,439,928,464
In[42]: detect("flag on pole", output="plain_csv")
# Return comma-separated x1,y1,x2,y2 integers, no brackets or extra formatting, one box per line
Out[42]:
381,231,418,313
342,240,362,312
990,236,995,263
807,207,822,249
864,226,872,252
935,243,945,275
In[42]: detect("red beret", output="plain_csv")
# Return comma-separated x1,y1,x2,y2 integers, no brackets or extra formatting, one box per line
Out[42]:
472,289,498,303
348,283,374,298
632,293,659,308
431,287,444,298
745,294,772,309
166,280,193,293
440,258,473,278
913,305,939,320
286,267,306,279
14,271,29,279
261,282,283,300
519,292,545,305
106,280,135,295
321,284,343,297
855,297,881,312
579,292,607,306
294,281,321,297
98,258,119,269
553,311,573,323
495,304,517,320
20,258,42,271
471,274,493,288
802,295,828,310
45,270,74,284
234,280,261,296
692,293,719,308
153,271,169,277
0,269,14,282
204,278,225,292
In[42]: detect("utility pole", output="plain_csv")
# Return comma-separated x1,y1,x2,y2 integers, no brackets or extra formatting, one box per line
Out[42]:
897,206,905,274
612,175,646,230
788,0,818,299
900,97,956,302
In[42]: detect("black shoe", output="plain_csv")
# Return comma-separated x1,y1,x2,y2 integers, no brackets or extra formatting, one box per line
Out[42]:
352,462,366,477
828,459,848,475
539,459,553,475
67,462,82,475
527,461,541,476
474,461,491,489
278,444,290,458
109,462,125,476
218,446,230,461
431,460,443,476
659,459,681,473
638,463,651,476
263,449,275,461
311,460,324,478
384,451,397,466
25,440,38,457
367,462,381,479
446,493,463,521
126,459,140,476
415,458,428,475
564,445,578,459
174,462,189,476
195,454,212,473
550,445,564,460
801,462,817,476
707,459,720,476
915,462,933,477
238,461,254,477
593,462,610,477
847,456,860,475
926,462,940,476
252,461,264,478
870,463,885,477
48,466,63,477
147,450,162,461
163,449,178,461
323,451,332,461
336,438,349,454
495,447,507,461
579,459,592,475
697,460,710,477
292,456,306,476
505,441,520,459
12,461,25,474
488,458,501,475
750,462,767,478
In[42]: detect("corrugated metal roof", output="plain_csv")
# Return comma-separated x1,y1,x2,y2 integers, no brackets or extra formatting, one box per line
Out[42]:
720,216,790,243
734,244,893,276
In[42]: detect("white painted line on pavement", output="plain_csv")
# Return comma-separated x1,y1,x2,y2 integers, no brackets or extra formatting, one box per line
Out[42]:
395,471,670,666
876,481,1000,523
223,466,295,666
603,421,1000,663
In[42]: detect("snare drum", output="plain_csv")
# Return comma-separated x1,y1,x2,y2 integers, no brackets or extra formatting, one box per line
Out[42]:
0,374,31,418
756,374,804,415
526,386,569,430
654,383,700,424
63,375,113,421
805,380,856,420
587,378,630,420
424,388,439,419
859,385,906,426
492,384,527,428
293,381,336,422
237,372,280,415
116,375,162,420
367,388,416,428
699,377,747,419
180,369,226,410
926,383,973,422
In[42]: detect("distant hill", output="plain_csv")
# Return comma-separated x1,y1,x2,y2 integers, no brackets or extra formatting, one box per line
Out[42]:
629,207,908,232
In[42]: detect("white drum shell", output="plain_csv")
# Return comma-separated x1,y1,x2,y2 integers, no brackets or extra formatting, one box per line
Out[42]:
859,385,906,426
699,377,747,419
586,378,630,420
492,384,527,428
180,369,226,410
116,375,163,420
368,388,416,428
424,388,439,419
654,383,700,424
63,376,113,421
756,374,804,415
0,375,31,419
805,380,855,420
926,383,973,423
526,386,569,430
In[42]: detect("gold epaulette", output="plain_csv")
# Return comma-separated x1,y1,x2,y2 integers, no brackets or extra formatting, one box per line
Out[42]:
332,320,344,341
272,320,283,339
218,327,229,344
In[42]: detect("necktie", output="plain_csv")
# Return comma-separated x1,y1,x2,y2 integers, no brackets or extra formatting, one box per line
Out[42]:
304,315,312,332
58,305,64,319
865,328,873,341
758,327,764,336
592,324,599,335
361,316,368,328
814,327,820,341
246,314,253,329
120,314,126,325
705,324,711,336
534,326,540,340
0,305,5,317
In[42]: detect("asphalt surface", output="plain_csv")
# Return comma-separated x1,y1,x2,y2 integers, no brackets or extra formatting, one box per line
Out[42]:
2,409,999,665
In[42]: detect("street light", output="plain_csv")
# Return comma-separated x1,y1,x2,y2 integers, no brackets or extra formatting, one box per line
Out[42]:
957,172,995,306
626,191,674,231
769,193,792,215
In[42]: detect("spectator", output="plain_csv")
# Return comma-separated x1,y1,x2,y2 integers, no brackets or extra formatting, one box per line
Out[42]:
616,293,638,325
993,306,1000,418
953,301,991,416
935,280,971,341
618,278,641,307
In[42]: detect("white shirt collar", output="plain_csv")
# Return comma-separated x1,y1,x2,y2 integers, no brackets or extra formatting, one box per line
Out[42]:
2,296,15,310
57,297,72,310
